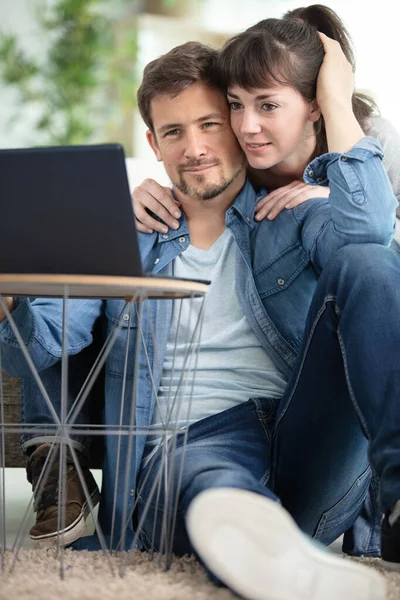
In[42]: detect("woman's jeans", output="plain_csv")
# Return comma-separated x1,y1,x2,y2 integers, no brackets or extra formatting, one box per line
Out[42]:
137,244,400,557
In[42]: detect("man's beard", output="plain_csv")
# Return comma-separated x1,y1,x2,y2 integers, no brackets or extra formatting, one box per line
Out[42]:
174,161,244,201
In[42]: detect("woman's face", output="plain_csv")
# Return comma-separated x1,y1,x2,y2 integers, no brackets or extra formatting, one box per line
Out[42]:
227,83,320,174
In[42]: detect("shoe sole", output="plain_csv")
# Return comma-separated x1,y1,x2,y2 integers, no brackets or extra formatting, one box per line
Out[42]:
30,487,100,548
186,488,387,600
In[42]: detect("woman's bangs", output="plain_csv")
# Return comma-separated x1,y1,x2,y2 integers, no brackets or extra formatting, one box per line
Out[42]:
219,37,290,92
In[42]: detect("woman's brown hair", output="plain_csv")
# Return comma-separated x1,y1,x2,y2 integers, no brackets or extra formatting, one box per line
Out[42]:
217,4,378,156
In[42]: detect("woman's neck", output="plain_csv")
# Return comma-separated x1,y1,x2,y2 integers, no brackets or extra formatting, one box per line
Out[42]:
248,134,318,191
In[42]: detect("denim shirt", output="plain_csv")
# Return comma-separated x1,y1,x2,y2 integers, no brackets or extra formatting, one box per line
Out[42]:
0,137,397,550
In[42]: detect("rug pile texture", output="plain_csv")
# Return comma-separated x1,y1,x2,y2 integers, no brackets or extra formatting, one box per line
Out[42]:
0,549,399,600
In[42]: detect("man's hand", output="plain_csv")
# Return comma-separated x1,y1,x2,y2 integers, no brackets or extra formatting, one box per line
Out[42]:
255,181,330,221
0,297,14,323
132,179,182,234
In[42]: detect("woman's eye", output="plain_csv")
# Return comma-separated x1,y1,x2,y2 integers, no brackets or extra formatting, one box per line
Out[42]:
229,101,242,111
261,103,278,112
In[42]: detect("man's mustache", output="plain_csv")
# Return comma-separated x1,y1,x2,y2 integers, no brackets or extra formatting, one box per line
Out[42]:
178,160,221,171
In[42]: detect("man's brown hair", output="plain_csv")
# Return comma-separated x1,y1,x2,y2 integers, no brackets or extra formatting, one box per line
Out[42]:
137,41,219,133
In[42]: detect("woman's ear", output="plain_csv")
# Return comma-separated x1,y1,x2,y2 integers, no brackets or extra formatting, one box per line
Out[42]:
309,99,322,123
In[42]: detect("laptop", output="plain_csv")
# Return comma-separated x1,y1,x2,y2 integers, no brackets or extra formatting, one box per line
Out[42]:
0,144,143,277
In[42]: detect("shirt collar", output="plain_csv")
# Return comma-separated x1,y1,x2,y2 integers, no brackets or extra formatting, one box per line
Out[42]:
227,179,266,228
157,178,265,244
157,188,189,243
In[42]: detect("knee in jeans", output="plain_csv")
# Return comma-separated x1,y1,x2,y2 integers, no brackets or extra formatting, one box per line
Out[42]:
183,467,255,513
326,244,397,288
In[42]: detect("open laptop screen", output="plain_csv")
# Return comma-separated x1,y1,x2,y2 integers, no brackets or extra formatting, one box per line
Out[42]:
0,144,143,277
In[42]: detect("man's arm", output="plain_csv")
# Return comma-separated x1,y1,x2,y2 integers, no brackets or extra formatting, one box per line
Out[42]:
0,298,102,378
0,297,14,323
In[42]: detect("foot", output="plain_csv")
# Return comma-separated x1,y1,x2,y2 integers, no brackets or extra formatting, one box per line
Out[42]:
381,501,400,571
27,444,100,547
186,488,386,600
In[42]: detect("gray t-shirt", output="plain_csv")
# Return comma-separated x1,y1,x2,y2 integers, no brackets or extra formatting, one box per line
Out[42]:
143,228,287,463
364,115,400,241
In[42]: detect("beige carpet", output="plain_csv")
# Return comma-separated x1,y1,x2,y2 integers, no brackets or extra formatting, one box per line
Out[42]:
0,549,399,600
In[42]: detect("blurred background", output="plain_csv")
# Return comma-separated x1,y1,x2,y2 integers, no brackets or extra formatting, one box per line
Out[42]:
0,0,398,159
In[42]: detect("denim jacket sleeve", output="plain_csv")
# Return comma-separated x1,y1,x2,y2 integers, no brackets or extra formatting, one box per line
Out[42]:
0,297,102,377
294,137,398,273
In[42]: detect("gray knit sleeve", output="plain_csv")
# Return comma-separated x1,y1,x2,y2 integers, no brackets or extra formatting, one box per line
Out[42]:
364,115,400,240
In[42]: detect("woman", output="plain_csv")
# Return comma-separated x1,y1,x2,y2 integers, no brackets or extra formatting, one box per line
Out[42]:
132,4,400,241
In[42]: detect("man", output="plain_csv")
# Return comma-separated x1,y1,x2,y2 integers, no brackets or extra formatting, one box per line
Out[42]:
1,41,399,600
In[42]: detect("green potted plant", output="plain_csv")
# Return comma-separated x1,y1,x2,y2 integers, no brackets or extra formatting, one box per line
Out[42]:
0,0,138,151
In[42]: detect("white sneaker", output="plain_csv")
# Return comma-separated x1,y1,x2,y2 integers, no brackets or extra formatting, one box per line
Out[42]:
186,488,387,600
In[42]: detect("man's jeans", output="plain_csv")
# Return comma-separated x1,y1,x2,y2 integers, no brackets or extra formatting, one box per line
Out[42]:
138,244,400,557
20,331,105,456
138,398,278,555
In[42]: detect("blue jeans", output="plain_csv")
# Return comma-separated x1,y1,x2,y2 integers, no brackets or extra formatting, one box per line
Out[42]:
20,331,104,455
137,244,400,556
137,398,277,555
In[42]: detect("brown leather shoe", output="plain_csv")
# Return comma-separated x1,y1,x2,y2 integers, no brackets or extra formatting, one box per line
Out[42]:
27,444,100,547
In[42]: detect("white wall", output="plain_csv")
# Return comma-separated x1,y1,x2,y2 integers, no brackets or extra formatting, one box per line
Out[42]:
125,157,170,188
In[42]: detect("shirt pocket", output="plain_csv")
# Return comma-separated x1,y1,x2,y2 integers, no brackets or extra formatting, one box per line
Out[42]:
104,300,139,378
105,300,139,329
254,243,309,299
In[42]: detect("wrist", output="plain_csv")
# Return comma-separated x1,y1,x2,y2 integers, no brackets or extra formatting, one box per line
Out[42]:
323,105,364,154
0,297,14,323
321,99,353,122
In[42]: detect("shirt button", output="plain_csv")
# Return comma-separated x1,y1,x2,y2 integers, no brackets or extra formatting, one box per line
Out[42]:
123,314,130,321
154,258,160,265
246,216,251,223
162,234,168,239
130,489,135,497
178,236,186,243
341,156,348,161
317,177,324,183
277,278,285,286
308,169,314,177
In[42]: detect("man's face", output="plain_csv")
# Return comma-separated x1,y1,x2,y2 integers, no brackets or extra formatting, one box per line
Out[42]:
147,82,246,201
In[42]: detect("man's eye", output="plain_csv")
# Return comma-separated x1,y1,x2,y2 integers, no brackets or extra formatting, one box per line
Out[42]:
202,122,218,129
261,103,278,112
165,129,180,137
229,102,242,111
